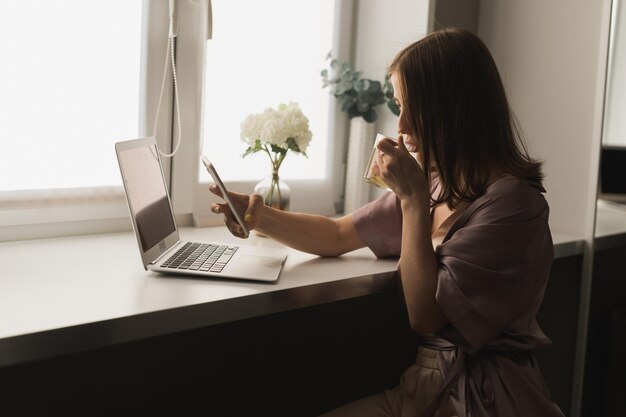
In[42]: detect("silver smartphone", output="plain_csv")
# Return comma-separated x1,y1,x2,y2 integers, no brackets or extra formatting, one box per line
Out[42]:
202,156,250,238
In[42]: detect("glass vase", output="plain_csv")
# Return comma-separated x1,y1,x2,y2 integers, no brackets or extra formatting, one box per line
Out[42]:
254,171,290,211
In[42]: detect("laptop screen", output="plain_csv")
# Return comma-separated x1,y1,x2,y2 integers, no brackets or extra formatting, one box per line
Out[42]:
117,143,176,252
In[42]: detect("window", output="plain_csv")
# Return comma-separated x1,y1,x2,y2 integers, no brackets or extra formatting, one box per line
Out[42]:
0,0,151,240
2,0,354,239
0,1,142,192
0,1,178,241
174,0,353,225
200,0,335,182
603,0,626,147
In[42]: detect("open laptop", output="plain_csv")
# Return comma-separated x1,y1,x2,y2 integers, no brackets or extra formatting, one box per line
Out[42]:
115,137,287,282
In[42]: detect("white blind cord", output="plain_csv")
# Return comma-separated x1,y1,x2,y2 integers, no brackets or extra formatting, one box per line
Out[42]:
199,1,212,155
198,31,208,158
153,0,182,158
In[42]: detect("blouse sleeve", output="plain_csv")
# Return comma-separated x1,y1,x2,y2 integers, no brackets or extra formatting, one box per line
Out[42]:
351,192,403,258
352,170,441,258
435,181,554,353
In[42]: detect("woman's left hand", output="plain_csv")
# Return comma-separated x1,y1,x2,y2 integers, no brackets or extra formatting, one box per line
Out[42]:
376,135,429,209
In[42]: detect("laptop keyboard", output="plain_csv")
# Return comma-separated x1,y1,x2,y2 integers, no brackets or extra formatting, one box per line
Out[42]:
160,242,239,273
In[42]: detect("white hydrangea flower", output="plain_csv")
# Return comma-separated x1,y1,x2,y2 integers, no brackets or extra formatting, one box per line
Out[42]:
240,102,312,154
239,113,263,146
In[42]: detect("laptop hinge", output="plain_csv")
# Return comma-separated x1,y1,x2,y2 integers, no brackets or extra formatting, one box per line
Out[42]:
150,240,184,265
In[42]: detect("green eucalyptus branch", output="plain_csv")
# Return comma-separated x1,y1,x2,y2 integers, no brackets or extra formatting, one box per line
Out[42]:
321,53,399,123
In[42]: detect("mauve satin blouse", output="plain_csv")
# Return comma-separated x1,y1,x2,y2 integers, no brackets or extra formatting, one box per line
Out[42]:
352,177,565,417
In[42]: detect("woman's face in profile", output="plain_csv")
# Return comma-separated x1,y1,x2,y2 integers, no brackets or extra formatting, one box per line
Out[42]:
391,73,418,153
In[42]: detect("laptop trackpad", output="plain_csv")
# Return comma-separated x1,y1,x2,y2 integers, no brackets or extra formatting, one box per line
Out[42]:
239,255,284,268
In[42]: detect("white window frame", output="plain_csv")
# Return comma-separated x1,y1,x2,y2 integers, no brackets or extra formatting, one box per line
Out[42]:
171,0,355,227
0,1,174,242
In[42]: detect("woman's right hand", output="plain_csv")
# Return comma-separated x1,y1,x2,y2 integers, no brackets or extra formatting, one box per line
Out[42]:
209,184,264,239
376,135,429,211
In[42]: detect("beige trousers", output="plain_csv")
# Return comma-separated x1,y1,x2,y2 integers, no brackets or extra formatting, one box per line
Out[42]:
320,347,457,417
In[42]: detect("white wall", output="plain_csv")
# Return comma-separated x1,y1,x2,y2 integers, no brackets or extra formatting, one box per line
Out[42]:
354,0,430,139
432,0,479,33
352,0,431,201
477,0,608,237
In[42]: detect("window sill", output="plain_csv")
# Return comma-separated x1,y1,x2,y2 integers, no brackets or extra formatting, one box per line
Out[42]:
0,226,399,368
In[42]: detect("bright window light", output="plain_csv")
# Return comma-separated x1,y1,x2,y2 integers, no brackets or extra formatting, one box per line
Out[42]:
200,0,335,182
604,0,626,147
0,0,142,192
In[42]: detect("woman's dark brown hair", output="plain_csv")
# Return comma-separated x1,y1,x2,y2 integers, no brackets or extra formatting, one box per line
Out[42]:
389,28,543,208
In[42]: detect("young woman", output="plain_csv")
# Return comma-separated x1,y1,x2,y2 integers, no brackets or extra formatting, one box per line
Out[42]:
210,28,564,417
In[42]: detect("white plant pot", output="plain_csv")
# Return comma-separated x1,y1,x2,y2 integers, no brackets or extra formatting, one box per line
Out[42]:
344,117,376,214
